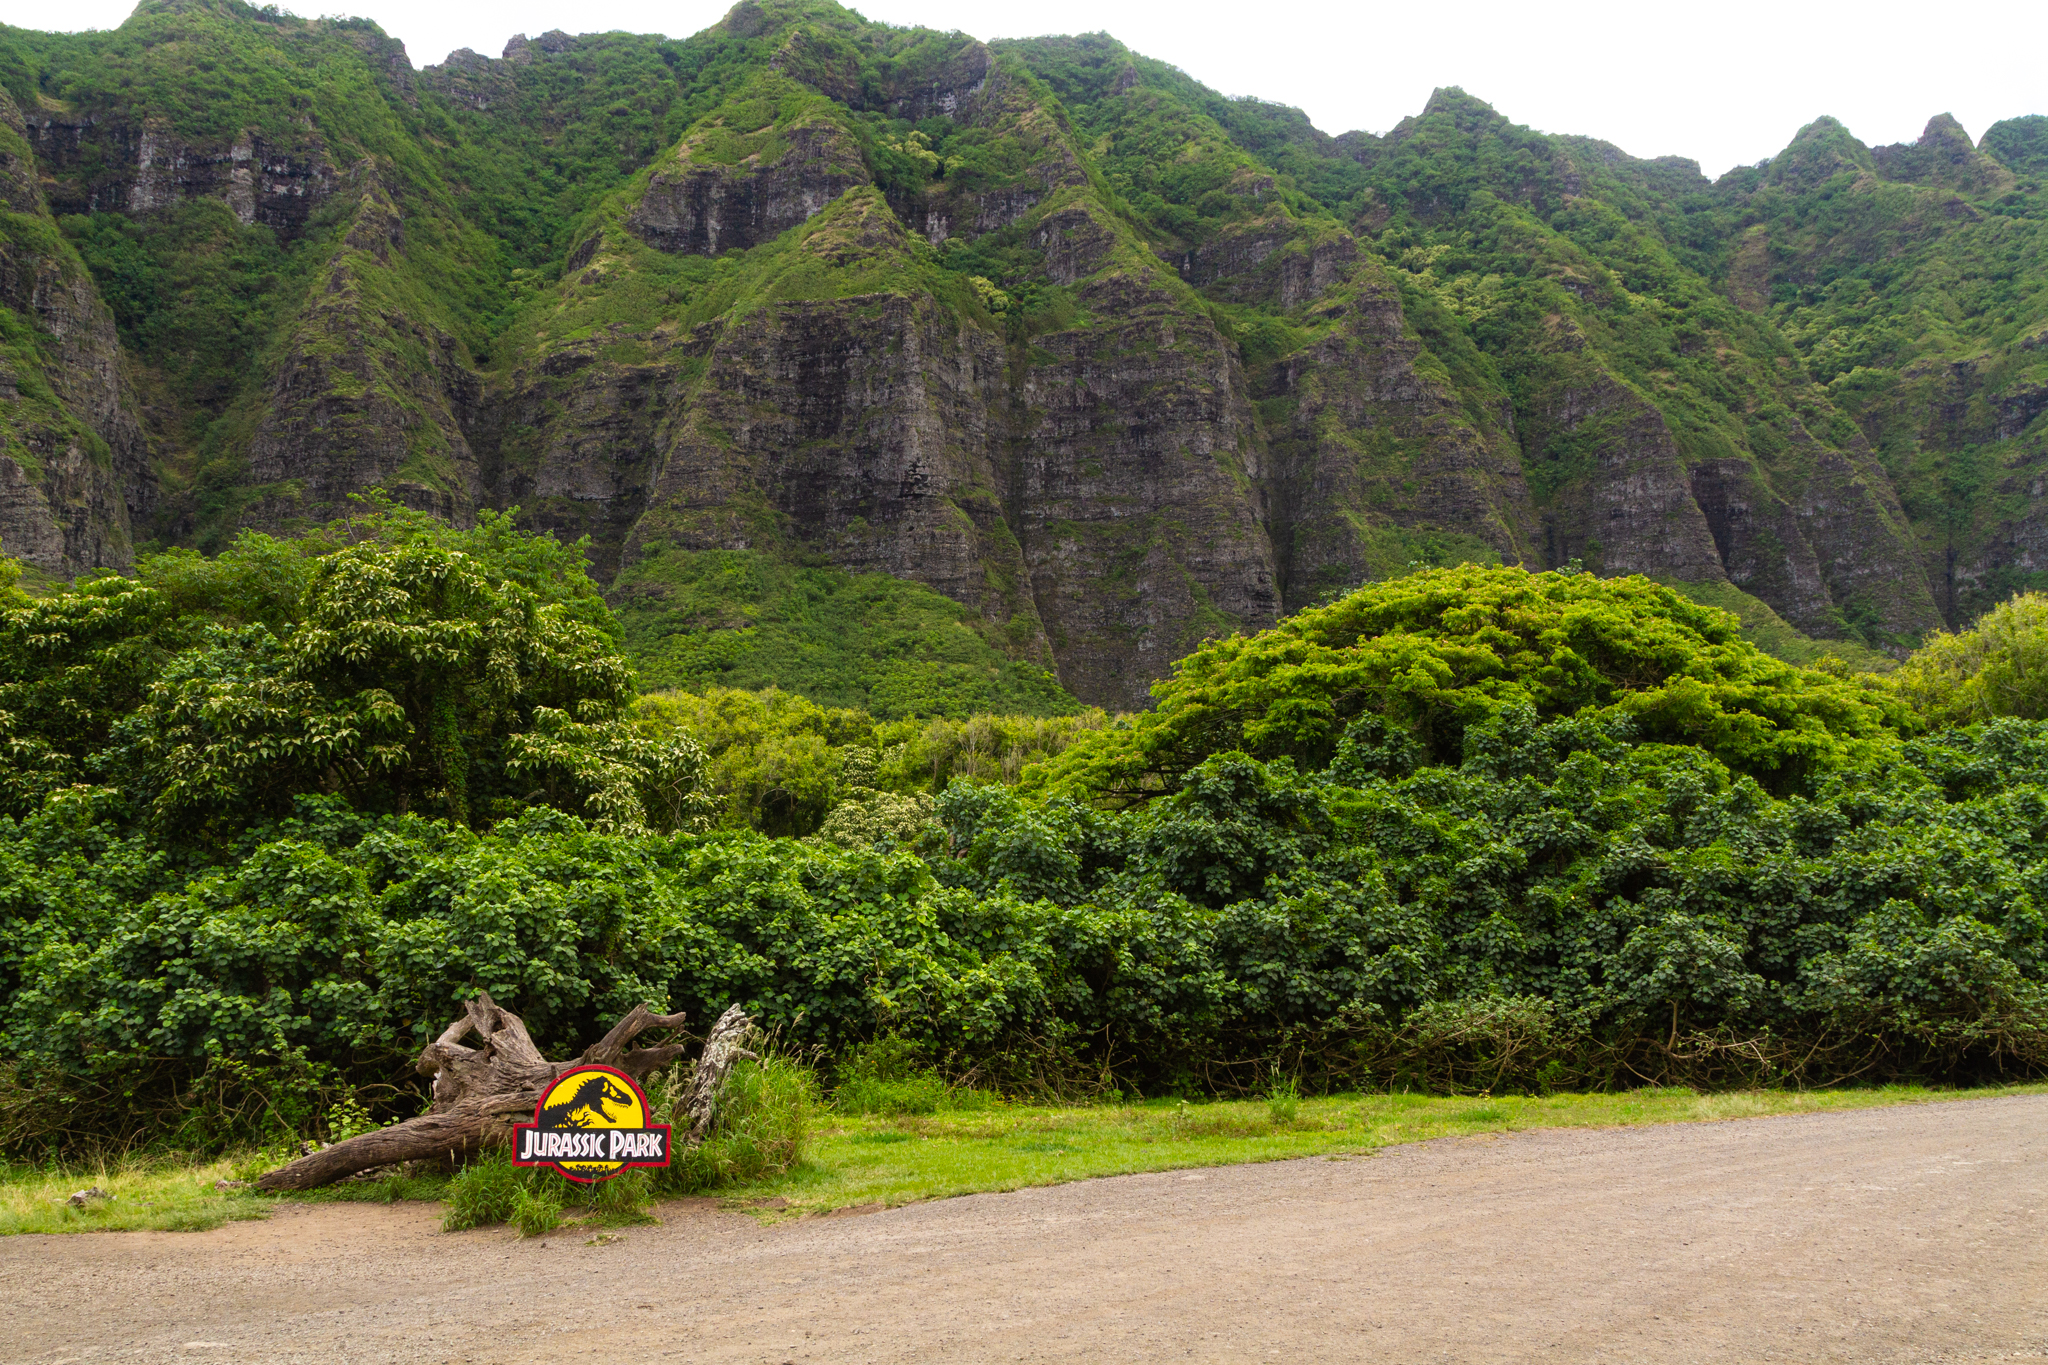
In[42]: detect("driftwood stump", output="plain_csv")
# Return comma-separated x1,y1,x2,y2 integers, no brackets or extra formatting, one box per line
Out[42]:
255,994,753,1193
683,1004,758,1142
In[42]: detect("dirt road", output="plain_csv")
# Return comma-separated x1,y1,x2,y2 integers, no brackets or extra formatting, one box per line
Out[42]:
6,1095,2045,1363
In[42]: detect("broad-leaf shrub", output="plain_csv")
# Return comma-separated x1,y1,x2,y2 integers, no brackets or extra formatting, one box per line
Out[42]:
7,550,2048,1151
629,685,1111,836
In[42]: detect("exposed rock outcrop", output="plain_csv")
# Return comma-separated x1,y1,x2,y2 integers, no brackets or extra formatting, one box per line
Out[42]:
1182,219,1357,308
24,113,338,236
9,0,2031,703
628,116,871,256
1520,339,1730,583
1873,114,2014,196
1259,268,1534,608
1005,262,1280,699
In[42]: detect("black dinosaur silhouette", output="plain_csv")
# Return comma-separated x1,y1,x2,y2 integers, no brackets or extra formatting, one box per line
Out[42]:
537,1075,636,1130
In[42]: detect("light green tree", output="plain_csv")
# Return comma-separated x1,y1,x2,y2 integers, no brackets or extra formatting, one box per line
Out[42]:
1894,592,2048,723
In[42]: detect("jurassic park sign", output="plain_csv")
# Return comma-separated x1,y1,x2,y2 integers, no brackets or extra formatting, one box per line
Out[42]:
512,1064,673,1183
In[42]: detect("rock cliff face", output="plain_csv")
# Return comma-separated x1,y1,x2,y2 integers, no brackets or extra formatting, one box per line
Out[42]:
239,166,485,530
24,112,340,232
629,193,1031,632
4,0,2045,704
1257,269,1534,610
493,50,1288,704
0,90,147,574
1000,215,1280,695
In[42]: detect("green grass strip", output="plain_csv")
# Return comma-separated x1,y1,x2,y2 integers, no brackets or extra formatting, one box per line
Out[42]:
724,1083,2048,1216
5,1083,2041,1234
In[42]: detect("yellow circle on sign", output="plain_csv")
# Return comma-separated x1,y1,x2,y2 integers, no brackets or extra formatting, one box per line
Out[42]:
536,1067,648,1179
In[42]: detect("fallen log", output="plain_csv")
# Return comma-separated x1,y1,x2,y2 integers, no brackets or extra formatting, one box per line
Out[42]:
255,994,751,1193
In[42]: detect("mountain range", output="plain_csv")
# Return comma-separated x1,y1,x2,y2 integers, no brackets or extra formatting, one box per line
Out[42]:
1,0,2044,711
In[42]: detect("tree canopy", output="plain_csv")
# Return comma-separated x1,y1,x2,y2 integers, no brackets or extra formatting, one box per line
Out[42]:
1025,564,1908,804
0,505,710,838
1892,592,2048,724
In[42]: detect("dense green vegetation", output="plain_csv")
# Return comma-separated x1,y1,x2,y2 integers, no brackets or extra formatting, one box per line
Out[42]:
629,684,1106,835
614,548,1079,720
4,519,2046,1162
1893,591,2048,723
1,0,2046,1171
0,503,707,837
1023,564,1906,803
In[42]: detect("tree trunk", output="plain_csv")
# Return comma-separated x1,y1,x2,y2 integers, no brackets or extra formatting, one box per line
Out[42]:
255,993,746,1193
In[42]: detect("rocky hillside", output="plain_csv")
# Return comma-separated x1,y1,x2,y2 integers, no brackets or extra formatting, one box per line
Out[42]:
1,0,2043,708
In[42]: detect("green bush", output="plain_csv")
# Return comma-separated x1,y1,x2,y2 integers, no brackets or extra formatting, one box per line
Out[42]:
835,1073,952,1115
810,786,941,854
834,1037,952,1116
629,686,1113,837
7,553,2048,1154
613,548,1081,720
632,687,863,835
8,708,2048,1148
0,506,712,838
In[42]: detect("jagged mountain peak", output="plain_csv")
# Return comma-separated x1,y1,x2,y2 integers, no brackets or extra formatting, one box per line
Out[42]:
717,0,871,42
1870,112,2013,193
1919,111,1974,146
124,0,288,23
1408,86,1509,135
1765,115,1875,189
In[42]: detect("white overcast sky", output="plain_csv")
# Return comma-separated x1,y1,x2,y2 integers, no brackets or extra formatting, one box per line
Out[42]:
8,0,2045,178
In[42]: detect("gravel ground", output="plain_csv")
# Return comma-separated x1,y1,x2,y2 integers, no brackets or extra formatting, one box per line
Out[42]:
6,1094,2045,1364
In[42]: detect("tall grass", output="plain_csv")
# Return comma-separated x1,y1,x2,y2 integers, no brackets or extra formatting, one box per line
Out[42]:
831,1036,998,1116
654,1054,818,1195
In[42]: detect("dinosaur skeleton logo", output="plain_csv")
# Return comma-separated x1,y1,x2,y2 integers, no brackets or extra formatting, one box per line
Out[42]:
512,1065,672,1183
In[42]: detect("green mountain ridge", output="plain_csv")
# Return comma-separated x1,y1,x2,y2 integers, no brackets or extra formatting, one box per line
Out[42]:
0,0,2042,708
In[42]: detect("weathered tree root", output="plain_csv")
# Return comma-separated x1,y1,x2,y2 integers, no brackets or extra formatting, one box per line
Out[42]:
256,994,750,1193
